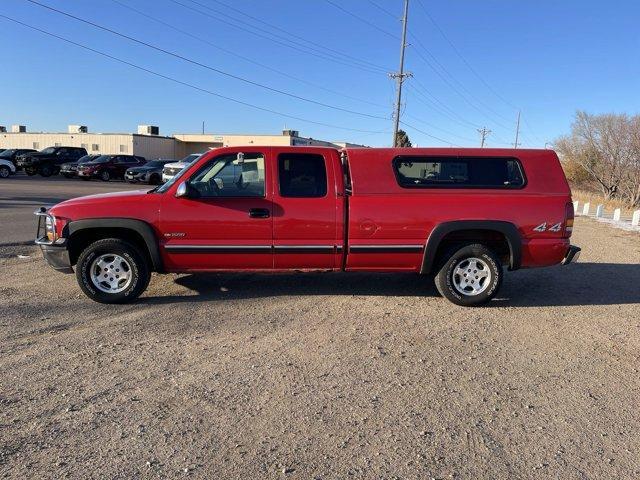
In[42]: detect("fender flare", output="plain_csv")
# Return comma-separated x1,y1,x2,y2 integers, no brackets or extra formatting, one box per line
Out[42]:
421,220,522,274
67,218,163,272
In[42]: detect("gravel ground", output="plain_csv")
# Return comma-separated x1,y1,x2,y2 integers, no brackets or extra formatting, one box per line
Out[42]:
1,217,639,479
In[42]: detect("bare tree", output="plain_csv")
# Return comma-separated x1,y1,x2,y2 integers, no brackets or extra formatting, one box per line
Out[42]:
555,111,637,202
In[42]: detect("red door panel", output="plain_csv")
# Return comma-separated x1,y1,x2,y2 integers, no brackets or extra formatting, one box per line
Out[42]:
159,150,273,271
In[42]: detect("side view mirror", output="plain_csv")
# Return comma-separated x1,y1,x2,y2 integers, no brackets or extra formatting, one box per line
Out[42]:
175,181,200,199
236,152,244,164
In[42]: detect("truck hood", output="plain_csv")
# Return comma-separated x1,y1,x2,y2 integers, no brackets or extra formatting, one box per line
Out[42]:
50,190,151,214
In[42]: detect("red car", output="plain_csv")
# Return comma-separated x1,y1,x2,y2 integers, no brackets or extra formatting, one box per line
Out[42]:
35,146,579,306
76,154,146,181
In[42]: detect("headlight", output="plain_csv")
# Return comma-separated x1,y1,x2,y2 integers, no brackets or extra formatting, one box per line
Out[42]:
45,216,56,242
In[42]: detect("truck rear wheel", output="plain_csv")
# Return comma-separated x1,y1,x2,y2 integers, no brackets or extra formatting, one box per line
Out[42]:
76,238,150,304
434,243,502,307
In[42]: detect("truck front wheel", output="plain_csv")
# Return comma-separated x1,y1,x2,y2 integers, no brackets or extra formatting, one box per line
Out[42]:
76,238,150,304
434,243,503,307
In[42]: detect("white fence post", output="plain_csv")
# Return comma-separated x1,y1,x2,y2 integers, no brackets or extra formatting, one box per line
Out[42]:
573,200,579,214
632,210,640,227
613,208,621,221
582,202,590,216
595,204,604,218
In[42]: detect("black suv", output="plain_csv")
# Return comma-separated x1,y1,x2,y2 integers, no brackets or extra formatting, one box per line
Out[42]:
17,146,88,177
77,154,146,181
0,148,38,167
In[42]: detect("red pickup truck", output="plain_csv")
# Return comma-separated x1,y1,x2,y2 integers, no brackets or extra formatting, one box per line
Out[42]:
35,146,579,306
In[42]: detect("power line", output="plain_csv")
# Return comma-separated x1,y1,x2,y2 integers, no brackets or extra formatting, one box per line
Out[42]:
0,14,388,135
24,0,389,121
400,120,456,146
174,0,388,75
409,81,480,129
414,0,544,143
110,0,387,109
209,0,390,73
365,0,400,20
324,0,399,40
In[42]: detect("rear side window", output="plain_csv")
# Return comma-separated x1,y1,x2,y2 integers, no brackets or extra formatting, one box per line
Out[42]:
393,156,525,188
278,153,327,197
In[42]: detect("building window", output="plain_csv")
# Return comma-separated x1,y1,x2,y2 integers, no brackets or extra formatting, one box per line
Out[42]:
392,156,526,189
54,143,61,147
119,144,128,153
92,144,100,152
33,142,40,150
81,143,88,149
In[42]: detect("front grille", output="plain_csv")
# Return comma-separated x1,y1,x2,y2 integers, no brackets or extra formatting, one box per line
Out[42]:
164,168,181,176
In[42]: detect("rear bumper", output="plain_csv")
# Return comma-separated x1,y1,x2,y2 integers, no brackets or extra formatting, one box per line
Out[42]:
562,245,581,265
39,243,73,273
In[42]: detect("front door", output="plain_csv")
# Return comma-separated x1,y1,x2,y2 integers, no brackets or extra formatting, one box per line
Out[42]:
272,151,338,270
159,150,273,271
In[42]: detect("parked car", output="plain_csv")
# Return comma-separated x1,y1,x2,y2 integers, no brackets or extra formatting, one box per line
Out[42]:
125,159,176,185
0,158,16,178
76,154,146,181
59,154,101,178
34,147,580,305
0,148,38,167
16,146,88,177
161,153,202,183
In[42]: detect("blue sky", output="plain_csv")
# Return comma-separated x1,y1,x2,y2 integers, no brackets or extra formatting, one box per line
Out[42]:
1,0,638,147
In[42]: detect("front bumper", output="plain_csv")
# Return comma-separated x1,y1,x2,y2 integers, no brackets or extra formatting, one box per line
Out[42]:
39,243,73,273
34,207,73,273
562,245,581,265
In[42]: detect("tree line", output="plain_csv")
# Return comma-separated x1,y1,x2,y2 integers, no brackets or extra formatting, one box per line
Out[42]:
555,111,640,207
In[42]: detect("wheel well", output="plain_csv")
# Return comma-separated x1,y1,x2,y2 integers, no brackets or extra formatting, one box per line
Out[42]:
68,228,152,267
433,229,511,266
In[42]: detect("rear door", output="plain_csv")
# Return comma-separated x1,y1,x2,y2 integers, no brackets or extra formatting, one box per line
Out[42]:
272,149,339,270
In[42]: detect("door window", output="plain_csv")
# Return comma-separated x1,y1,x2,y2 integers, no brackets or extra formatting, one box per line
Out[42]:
278,153,327,197
189,153,265,198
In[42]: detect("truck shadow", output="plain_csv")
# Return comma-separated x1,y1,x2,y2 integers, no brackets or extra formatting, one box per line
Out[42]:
141,262,640,307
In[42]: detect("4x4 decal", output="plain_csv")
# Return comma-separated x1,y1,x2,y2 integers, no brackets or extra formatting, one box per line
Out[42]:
533,222,562,232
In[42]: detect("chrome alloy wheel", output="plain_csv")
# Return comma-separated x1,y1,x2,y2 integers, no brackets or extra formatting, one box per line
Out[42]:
452,257,492,296
90,254,133,293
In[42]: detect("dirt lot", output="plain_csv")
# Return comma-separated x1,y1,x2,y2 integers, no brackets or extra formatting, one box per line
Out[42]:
1,216,639,479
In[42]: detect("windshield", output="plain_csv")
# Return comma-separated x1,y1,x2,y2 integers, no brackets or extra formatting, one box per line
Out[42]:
0,149,16,158
89,155,111,164
182,154,201,164
145,160,167,168
77,155,94,163
40,147,56,154
156,165,190,193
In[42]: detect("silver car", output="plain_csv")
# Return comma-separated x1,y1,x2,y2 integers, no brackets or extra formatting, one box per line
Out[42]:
161,153,203,183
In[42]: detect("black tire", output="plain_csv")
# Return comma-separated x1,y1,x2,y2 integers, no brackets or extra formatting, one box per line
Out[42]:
0,166,10,179
39,163,54,177
25,168,37,176
62,173,74,178
99,170,111,182
434,243,503,307
76,238,151,304
80,176,91,181
149,174,160,185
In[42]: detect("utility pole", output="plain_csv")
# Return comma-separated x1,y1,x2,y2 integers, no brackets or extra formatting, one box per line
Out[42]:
477,127,491,148
513,110,521,148
202,121,205,135
391,0,410,147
